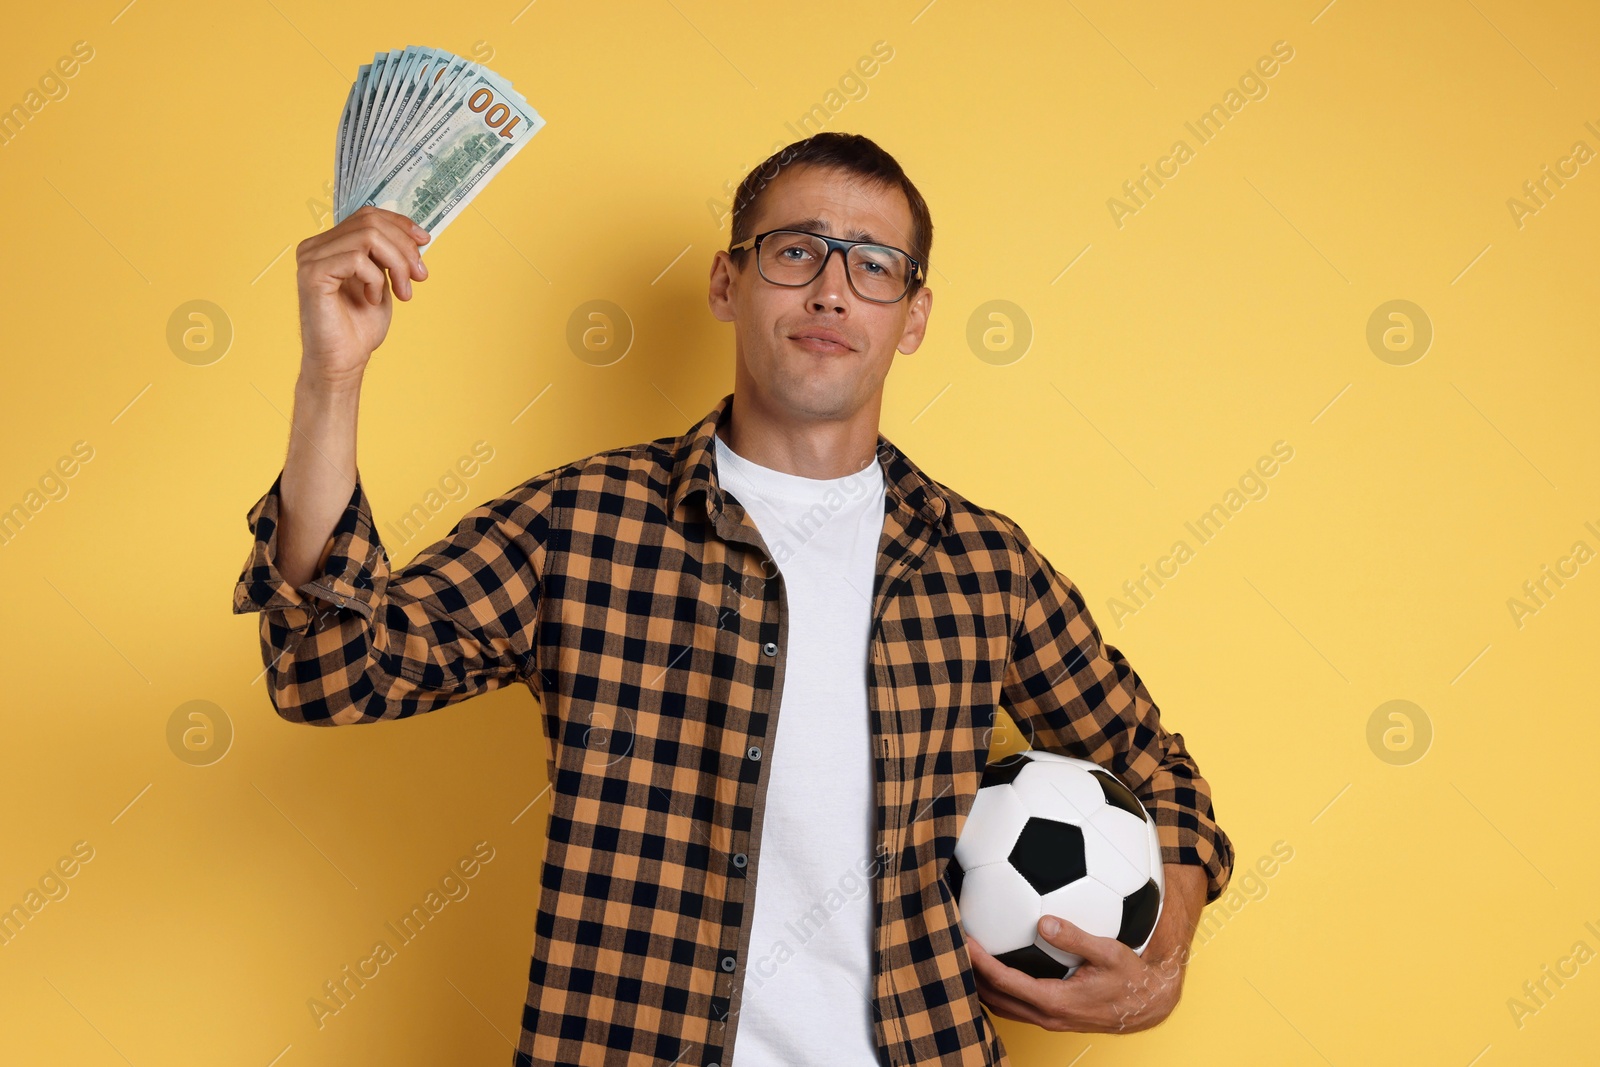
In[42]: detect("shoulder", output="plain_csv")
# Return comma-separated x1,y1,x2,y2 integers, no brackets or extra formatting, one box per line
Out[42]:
925,477,1080,599
925,475,1031,560
492,433,681,524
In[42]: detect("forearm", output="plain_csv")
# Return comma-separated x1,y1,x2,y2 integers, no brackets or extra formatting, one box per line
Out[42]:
233,449,559,727
1073,863,1207,1033
277,373,362,591
1147,863,1205,970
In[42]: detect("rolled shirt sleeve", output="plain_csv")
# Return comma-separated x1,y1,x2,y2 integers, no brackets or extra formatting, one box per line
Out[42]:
998,521,1236,904
232,467,555,726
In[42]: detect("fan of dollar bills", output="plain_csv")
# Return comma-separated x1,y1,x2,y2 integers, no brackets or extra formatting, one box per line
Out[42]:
334,46,545,248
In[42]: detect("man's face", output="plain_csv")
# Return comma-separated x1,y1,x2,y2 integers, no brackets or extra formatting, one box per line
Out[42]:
708,163,933,423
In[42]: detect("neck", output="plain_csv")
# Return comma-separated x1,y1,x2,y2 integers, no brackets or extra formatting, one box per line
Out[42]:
720,389,882,480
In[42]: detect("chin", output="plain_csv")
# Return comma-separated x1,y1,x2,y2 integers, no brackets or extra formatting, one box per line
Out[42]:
777,377,861,416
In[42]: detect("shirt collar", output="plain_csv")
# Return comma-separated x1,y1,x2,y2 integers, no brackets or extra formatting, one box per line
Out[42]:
669,391,953,535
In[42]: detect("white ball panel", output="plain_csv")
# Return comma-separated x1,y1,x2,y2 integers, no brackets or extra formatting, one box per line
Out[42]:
1017,750,1103,772
1010,774,1083,825
955,784,1029,870
1082,806,1152,895
959,863,1042,955
1011,761,1102,820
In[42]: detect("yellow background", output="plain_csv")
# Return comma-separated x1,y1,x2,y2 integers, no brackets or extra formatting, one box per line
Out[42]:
2,0,1596,1063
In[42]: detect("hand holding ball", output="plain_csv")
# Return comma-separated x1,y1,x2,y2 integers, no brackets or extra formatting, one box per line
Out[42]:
947,751,1165,979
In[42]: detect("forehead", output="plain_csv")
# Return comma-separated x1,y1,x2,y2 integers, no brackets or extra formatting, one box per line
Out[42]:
748,164,914,248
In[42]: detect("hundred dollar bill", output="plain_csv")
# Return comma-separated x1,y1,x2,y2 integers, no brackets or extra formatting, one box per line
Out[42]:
335,65,363,210
331,47,545,245
350,48,415,218
355,48,451,212
340,52,394,220
341,49,463,223
350,62,545,244
353,49,468,209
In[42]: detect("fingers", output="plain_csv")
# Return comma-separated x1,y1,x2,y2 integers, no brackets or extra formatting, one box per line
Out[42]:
967,936,1055,1006
358,207,432,277
297,206,431,302
976,981,1053,1029
303,205,430,255
316,227,420,300
329,250,388,307
350,206,431,261
369,207,432,245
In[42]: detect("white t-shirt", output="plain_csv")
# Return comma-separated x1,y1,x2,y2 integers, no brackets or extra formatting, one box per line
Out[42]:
713,429,887,1067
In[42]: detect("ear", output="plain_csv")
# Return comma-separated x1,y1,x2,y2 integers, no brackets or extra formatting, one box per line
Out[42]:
895,284,933,354
708,251,738,323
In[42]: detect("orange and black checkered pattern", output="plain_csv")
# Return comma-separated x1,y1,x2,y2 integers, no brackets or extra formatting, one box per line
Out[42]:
233,391,1234,1067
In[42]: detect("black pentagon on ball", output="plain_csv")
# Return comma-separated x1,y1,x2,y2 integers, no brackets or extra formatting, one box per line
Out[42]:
993,942,1070,980
979,754,1029,788
1007,817,1087,895
1090,768,1148,821
1117,878,1162,948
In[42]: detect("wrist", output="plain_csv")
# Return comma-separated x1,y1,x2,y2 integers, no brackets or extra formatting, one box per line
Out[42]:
294,368,364,405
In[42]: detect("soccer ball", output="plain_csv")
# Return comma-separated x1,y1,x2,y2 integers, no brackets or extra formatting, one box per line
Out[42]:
947,750,1165,979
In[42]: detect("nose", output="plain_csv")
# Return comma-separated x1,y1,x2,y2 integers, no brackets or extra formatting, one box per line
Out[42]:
806,246,851,312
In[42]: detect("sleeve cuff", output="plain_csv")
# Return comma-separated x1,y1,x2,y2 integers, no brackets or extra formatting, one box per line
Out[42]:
1150,809,1235,905
231,468,390,627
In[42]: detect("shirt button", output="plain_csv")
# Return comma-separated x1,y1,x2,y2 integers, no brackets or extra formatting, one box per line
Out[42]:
747,745,762,761
721,955,736,972
762,641,777,656
732,853,747,868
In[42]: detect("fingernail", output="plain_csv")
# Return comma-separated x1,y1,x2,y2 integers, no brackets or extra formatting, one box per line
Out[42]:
416,259,428,278
1041,917,1060,937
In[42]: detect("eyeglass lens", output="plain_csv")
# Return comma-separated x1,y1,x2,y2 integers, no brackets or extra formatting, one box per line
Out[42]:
758,231,911,301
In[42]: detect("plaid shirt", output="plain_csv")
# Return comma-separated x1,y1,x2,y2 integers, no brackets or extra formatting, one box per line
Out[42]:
233,391,1234,1067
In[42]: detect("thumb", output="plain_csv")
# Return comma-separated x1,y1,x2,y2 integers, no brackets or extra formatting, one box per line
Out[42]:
1038,914,1119,967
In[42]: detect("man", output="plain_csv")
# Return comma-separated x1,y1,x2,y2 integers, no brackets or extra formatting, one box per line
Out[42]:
234,131,1234,1066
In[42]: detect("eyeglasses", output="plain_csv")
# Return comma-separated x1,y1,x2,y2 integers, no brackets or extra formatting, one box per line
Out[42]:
728,229,925,304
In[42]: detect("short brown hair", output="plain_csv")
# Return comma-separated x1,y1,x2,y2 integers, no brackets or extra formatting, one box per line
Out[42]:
728,132,933,295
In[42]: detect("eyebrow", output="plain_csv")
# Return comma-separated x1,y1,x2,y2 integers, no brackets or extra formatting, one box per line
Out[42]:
776,217,885,245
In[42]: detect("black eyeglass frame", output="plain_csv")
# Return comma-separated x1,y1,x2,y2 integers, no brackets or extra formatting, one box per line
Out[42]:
727,228,927,304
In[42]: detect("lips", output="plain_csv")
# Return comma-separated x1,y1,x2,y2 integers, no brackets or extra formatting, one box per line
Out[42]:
788,330,854,352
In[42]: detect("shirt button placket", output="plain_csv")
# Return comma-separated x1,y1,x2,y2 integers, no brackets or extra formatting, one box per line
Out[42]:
715,583,777,1066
